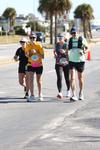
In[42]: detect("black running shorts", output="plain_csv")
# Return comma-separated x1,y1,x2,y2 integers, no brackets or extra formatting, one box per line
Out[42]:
27,66,43,74
69,61,85,73
18,66,26,73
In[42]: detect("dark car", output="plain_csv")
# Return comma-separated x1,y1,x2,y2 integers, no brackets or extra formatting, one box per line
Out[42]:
35,32,45,42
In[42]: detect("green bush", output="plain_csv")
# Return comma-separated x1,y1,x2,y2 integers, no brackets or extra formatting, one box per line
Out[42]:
14,26,26,35
0,31,7,35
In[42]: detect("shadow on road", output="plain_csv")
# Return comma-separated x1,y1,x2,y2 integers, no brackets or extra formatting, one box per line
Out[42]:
76,135,100,142
0,96,71,103
0,97,27,103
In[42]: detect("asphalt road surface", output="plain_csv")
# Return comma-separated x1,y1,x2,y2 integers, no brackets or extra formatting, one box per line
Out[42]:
0,42,100,150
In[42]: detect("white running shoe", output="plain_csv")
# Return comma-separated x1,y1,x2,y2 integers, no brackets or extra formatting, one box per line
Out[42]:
79,93,84,100
66,90,71,97
37,93,44,101
38,96,44,101
70,95,78,102
27,95,36,102
57,93,63,99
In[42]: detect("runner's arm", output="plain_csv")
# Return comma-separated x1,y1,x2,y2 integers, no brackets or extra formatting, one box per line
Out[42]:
13,50,19,61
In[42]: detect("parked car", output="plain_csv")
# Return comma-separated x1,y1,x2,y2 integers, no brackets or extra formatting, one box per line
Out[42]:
35,32,45,42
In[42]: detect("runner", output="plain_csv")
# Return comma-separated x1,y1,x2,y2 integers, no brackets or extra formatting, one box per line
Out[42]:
14,37,29,98
68,27,88,101
54,35,70,99
25,32,44,102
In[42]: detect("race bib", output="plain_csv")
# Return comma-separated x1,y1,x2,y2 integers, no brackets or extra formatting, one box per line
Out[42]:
59,57,68,66
31,55,39,61
31,55,41,67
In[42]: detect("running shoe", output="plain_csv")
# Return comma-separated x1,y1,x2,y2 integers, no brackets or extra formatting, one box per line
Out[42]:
79,92,84,100
70,95,78,102
57,93,63,99
66,90,71,97
24,92,29,99
27,95,36,102
38,96,44,101
38,93,44,101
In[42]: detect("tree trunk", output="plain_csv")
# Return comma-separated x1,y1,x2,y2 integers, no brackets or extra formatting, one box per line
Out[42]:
50,14,53,44
83,19,87,38
88,20,92,39
54,13,57,45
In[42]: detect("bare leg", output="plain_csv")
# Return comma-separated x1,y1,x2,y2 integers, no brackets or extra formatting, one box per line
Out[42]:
70,69,76,96
25,72,29,93
78,71,84,94
28,72,34,96
36,74,42,97
18,73,25,86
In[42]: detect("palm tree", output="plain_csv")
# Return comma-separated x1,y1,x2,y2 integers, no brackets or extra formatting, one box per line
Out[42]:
38,0,72,44
38,0,54,44
2,7,16,32
74,4,94,39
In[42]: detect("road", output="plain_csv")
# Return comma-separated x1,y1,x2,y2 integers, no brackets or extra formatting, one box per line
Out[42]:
0,42,100,150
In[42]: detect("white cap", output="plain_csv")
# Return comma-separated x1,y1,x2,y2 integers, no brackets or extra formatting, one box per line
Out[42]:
19,37,27,42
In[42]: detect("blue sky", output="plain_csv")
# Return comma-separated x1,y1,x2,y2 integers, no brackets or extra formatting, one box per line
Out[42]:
0,0,99,20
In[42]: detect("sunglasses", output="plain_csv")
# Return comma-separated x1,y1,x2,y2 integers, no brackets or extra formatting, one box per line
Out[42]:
30,37,36,39
20,41,26,44
71,32,76,35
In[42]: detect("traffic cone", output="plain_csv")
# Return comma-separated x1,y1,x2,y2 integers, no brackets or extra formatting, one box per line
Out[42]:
87,50,91,61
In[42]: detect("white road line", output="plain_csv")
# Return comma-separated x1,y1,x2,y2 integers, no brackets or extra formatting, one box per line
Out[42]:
0,91,6,94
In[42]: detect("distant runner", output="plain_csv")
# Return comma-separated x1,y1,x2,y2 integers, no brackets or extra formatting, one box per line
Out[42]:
14,37,29,98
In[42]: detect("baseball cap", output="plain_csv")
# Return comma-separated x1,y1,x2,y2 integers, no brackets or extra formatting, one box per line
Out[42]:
29,32,37,38
70,27,77,34
19,37,27,43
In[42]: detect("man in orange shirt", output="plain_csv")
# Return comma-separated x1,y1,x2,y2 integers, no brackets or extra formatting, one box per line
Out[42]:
25,32,44,102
